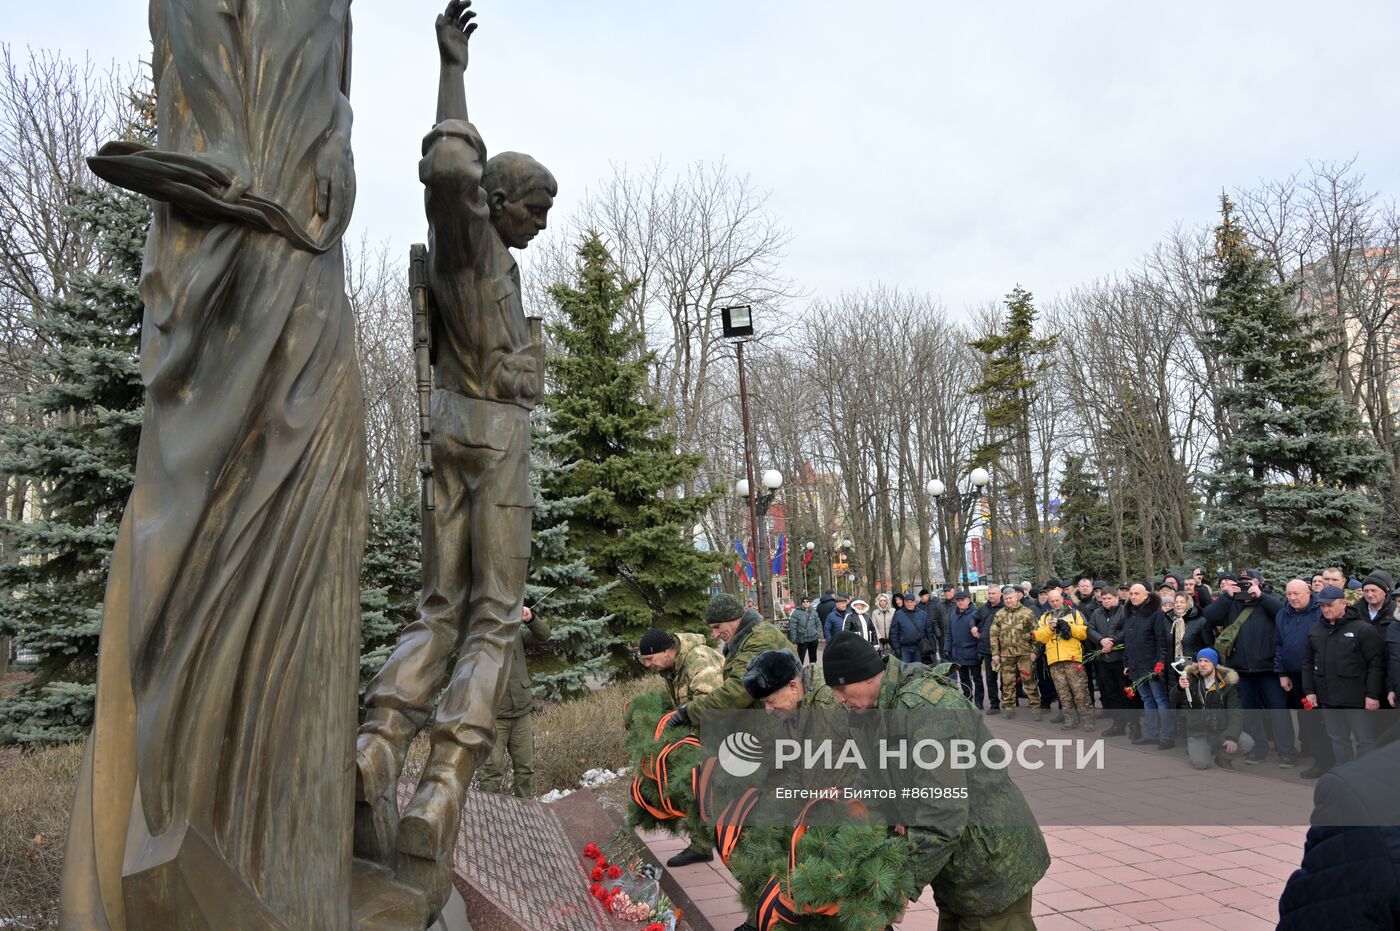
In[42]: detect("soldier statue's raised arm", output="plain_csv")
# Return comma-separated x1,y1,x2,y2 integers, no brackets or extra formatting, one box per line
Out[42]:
355,0,556,916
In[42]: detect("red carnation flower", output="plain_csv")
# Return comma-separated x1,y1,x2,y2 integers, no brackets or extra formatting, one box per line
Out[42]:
606,864,622,879
645,924,666,931
590,866,604,881
1124,687,1136,699
583,843,601,859
1074,663,1083,671
1153,661,1164,675
589,883,603,899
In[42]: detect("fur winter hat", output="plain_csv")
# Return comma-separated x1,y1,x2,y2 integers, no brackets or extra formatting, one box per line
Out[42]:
743,650,803,700
705,593,743,625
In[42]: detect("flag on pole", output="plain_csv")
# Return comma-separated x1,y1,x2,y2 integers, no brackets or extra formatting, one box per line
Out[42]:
770,534,787,576
733,540,755,588
802,546,813,568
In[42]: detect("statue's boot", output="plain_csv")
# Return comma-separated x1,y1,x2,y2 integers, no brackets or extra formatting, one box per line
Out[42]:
396,740,475,918
355,707,417,867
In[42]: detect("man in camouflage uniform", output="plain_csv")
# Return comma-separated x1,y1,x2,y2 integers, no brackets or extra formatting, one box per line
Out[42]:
638,627,724,709
637,626,725,868
823,632,1049,929
662,595,791,871
989,586,1041,720
668,593,794,728
1033,587,1094,731
477,606,550,796
743,649,838,713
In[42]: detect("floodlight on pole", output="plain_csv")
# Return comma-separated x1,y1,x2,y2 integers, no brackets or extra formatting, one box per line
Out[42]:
720,304,755,339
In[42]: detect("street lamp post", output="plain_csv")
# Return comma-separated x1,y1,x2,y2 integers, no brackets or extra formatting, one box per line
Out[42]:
803,540,815,593
721,304,766,612
735,469,783,615
927,468,990,586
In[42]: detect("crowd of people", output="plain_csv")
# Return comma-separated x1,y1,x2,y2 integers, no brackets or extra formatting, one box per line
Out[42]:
782,569,1399,777
634,575,1399,930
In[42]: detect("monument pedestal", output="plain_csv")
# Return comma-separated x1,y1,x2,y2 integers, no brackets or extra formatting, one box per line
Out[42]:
360,782,703,930
352,858,472,931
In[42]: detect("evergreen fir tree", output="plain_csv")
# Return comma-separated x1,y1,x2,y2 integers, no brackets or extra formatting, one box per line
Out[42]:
0,97,152,744
1057,454,1120,581
1197,194,1388,578
358,493,421,695
525,409,617,699
968,286,1058,580
546,233,721,668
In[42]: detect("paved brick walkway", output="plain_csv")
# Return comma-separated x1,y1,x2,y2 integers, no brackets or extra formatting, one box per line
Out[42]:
639,713,1313,930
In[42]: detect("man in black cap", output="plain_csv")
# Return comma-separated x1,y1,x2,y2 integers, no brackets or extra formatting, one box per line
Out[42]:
1304,585,1385,768
743,649,837,713
637,627,724,867
638,627,724,710
822,632,1049,927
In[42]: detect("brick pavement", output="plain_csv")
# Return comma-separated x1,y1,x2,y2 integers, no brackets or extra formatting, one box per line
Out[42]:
638,713,1313,931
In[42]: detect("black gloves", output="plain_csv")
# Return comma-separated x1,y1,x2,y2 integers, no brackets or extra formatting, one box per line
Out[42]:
667,705,691,728
1055,618,1073,640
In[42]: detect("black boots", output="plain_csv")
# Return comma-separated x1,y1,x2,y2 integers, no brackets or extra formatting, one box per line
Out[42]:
667,844,714,867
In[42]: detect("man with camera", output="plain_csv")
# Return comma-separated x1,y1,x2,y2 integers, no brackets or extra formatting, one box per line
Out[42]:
1203,570,1288,765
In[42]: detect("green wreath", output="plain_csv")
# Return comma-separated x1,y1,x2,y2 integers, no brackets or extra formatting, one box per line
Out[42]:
623,690,708,845
623,691,919,930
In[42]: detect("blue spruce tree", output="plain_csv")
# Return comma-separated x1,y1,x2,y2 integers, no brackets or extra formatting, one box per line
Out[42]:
0,100,151,744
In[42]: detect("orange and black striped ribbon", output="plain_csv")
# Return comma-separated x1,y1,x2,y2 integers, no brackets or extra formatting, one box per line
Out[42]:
692,755,719,823
714,787,761,866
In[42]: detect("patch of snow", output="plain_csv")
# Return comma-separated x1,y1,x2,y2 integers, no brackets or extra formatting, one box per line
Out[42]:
579,767,627,788
536,766,630,803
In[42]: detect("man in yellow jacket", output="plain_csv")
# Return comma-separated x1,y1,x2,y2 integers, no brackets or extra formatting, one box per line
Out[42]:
1034,586,1093,731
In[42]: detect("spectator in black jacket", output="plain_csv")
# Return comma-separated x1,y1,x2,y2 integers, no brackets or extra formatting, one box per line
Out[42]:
1303,585,1385,767
816,590,837,632
1087,587,1136,738
1358,570,1398,632
1205,571,1290,766
1277,716,1400,931
1170,648,1252,770
1276,580,1331,777
1123,582,1173,749
1389,617,1400,712
918,589,944,664
976,586,1004,714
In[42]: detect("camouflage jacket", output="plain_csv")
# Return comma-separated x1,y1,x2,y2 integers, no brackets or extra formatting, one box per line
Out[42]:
662,632,725,708
688,616,793,720
876,656,1050,916
988,605,1038,659
800,663,838,709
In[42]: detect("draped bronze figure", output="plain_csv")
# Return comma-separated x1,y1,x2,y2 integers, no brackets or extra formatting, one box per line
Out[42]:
60,0,365,927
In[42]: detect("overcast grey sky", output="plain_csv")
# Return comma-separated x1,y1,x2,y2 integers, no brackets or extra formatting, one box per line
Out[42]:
7,0,1400,315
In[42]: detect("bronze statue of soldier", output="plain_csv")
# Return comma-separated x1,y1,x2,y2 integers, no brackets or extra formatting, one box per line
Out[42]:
356,0,556,915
